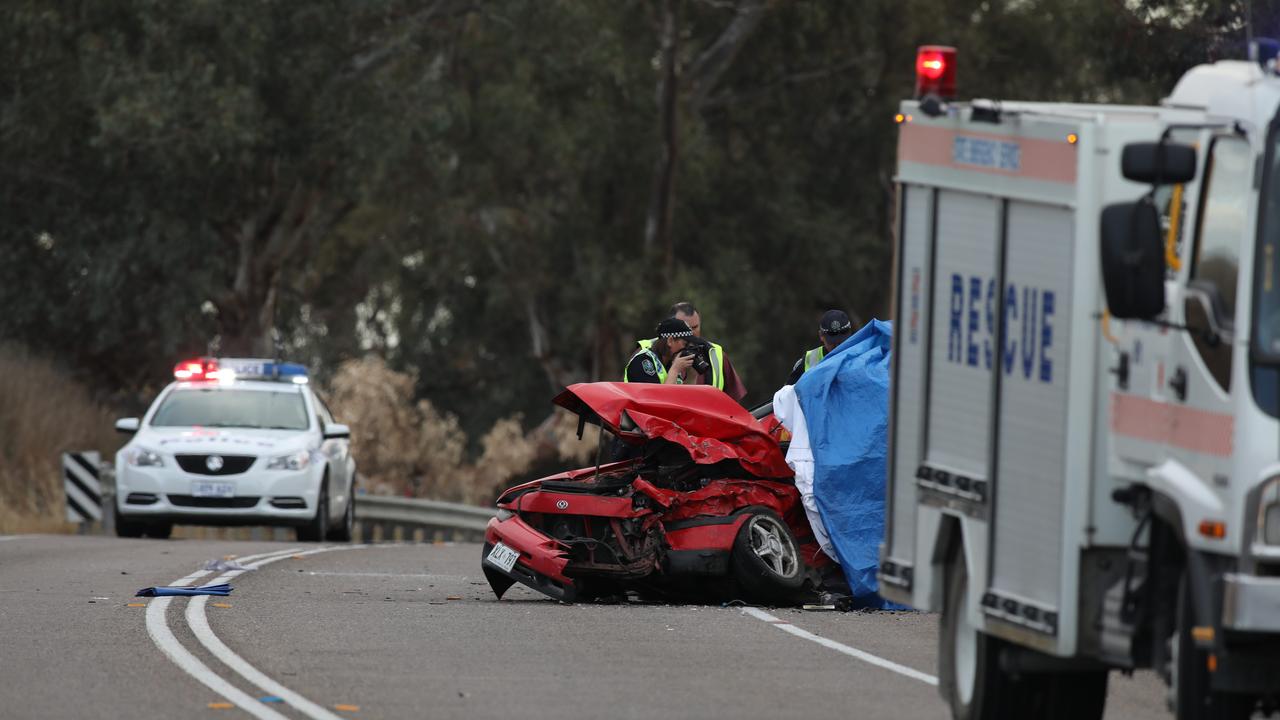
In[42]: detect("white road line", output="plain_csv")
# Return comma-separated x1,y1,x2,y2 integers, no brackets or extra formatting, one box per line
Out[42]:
141,545,318,718
183,544,367,720
741,607,939,686
145,597,290,720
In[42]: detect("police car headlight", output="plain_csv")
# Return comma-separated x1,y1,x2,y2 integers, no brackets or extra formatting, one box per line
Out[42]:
266,451,311,471
124,448,164,467
1258,477,1280,546
496,509,515,521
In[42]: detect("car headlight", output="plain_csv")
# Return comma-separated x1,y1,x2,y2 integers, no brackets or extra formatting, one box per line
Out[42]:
496,509,515,521
1258,478,1280,546
124,448,164,467
266,451,311,471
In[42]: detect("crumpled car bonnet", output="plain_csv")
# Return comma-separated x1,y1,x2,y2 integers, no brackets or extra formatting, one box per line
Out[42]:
553,382,791,479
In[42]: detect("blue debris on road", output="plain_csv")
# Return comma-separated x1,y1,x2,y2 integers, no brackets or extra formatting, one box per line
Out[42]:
135,583,233,597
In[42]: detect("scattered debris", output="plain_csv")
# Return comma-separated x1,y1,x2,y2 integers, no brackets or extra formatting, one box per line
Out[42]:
802,604,837,612
259,696,284,704
136,583,232,597
207,702,233,710
126,602,147,608
211,602,232,609
334,704,360,712
203,558,252,572
446,595,462,600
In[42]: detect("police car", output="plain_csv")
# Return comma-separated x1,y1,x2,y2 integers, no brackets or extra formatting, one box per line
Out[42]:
113,357,357,541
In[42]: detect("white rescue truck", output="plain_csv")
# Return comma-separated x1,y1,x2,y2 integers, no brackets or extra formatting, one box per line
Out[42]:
882,46,1280,718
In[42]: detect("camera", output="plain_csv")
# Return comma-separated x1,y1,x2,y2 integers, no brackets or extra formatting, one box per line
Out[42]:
679,338,712,375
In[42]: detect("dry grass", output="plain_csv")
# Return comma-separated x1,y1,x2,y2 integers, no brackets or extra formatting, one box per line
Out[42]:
0,345,121,533
327,356,593,504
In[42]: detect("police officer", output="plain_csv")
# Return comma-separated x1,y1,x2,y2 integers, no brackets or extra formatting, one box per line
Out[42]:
636,301,748,401
786,309,859,385
624,317,697,384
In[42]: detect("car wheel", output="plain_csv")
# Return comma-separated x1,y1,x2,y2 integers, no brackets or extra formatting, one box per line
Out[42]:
114,505,145,538
1171,572,1255,720
146,523,173,540
730,509,803,603
296,478,329,543
326,493,354,542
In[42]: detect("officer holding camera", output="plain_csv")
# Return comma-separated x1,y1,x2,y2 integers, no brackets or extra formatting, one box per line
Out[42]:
623,317,698,384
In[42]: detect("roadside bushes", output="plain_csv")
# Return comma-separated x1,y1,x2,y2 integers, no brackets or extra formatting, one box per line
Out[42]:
0,344,119,532
326,356,591,505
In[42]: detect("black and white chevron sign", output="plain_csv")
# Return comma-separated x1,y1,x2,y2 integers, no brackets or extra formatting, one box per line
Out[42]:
63,452,103,523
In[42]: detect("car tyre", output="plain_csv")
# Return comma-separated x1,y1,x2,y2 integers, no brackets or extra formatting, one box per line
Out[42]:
114,505,145,538
1171,573,1255,720
296,478,329,543
146,523,173,540
326,493,354,542
730,509,804,603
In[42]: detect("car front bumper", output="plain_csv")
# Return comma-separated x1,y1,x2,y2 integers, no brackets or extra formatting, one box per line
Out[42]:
115,463,320,525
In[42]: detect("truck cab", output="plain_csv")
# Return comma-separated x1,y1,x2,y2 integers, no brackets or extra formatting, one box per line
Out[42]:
882,47,1280,719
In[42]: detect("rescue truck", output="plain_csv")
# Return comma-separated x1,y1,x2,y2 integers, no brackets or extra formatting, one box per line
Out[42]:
881,45,1280,718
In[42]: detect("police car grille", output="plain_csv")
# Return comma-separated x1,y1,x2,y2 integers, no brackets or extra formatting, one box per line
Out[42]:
175,454,256,475
168,495,261,509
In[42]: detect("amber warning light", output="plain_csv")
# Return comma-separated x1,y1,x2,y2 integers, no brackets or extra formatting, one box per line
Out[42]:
915,45,957,100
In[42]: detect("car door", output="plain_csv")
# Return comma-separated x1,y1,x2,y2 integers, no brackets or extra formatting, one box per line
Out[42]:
312,392,353,511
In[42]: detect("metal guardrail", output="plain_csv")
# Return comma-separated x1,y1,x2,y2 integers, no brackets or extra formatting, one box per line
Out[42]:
353,495,495,543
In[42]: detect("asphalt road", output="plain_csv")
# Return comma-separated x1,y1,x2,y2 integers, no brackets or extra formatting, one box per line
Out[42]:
0,535,1174,720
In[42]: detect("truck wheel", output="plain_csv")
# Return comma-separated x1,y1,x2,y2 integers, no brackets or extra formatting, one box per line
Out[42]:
730,509,803,603
296,479,329,543
940,559,1108,720
1171,574,1254,720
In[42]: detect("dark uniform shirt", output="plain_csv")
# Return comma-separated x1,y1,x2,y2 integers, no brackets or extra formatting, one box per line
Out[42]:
624,351,664,383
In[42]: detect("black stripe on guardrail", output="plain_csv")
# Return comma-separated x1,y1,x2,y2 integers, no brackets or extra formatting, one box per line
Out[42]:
64,465,102,507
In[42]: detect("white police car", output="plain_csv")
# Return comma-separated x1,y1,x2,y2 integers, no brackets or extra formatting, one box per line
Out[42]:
113,357,357,541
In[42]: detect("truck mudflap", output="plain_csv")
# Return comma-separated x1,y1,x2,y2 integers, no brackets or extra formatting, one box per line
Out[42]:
482,516,578,602
1222,573,1280,632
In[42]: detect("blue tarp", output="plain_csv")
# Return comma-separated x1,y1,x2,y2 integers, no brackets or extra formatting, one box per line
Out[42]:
794,319,902,609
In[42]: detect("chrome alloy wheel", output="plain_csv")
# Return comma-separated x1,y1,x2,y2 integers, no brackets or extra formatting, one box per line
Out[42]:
746,515,799,578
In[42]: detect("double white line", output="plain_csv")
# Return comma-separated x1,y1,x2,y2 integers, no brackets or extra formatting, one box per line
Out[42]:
145,545,362,719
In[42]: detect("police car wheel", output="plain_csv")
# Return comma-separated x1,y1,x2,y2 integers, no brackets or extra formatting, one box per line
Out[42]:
296,479,329,543
114,506,145,538
145,523,173,540
326,494,354,542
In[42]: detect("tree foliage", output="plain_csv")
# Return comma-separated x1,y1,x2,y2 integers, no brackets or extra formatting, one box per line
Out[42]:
1,0,1269,445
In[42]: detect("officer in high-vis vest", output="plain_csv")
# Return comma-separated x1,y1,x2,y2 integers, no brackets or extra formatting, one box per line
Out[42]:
786,309,858,385
635,301,748,401
624,317,697,384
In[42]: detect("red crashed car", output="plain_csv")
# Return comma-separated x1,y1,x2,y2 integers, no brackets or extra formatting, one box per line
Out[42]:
482,382,832,604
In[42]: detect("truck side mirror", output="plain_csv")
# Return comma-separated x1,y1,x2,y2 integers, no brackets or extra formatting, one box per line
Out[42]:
1122,142,1197,184
1100,199,1166,319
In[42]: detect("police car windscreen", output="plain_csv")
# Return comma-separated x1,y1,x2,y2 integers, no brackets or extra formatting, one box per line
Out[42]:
150,389,309,430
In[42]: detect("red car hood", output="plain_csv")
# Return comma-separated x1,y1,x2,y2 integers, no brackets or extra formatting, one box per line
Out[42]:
553,382,791,479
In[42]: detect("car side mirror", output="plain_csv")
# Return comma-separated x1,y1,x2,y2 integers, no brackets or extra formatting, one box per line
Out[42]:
1100,199,1166,319
115,417,140,434
1122,142,1197,184
322,423,350,440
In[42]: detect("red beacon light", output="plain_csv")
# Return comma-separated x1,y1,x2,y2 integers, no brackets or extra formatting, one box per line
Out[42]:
915,45,957,100
174,358,218,381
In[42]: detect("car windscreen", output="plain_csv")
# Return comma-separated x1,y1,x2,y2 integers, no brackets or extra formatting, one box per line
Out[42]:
150,389,310,430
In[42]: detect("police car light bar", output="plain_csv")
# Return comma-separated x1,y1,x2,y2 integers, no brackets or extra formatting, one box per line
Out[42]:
173,357,308,383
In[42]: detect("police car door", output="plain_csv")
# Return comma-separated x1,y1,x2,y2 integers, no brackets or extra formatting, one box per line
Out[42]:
1162,133,1249,506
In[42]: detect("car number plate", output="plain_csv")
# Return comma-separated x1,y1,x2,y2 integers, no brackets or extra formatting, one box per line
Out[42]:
191,481,235,498
485,542,520,573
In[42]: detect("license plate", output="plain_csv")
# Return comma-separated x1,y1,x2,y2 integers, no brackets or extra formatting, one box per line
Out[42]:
485,542,520,573
191,481,234,498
